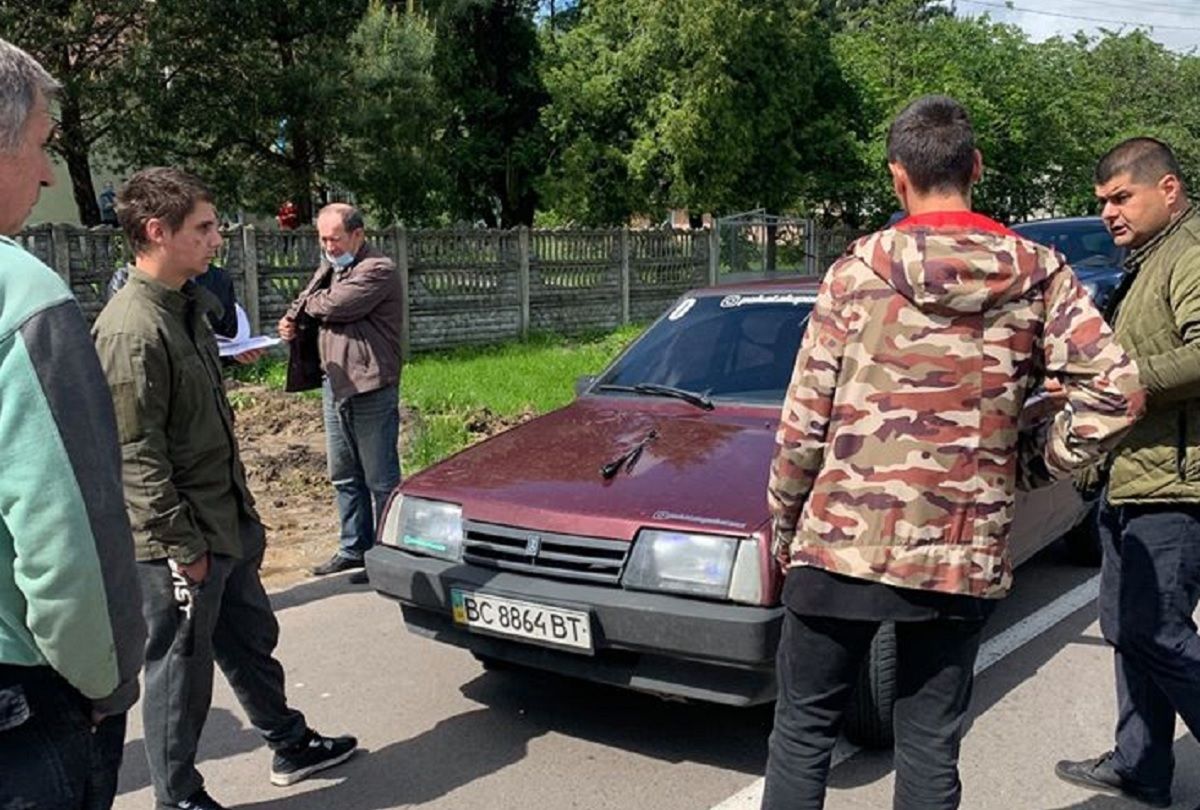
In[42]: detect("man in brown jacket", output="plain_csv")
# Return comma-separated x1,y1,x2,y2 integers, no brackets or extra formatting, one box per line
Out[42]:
279,203,404,577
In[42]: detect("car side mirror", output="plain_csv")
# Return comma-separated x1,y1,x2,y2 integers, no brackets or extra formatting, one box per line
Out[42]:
575,374,597,397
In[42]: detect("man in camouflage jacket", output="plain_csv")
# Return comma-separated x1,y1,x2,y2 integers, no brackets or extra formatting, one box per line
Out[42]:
1056,139,1200,809
761,96,1145,810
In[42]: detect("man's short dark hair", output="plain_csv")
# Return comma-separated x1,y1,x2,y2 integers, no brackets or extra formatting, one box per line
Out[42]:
117,167,215,254
1094,137,1185,189
886,95,977,195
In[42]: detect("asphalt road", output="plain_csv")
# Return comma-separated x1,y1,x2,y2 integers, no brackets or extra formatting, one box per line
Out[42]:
111,539,1200,810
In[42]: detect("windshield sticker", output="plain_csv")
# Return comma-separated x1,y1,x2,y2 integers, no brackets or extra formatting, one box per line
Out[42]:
668,298,696,321
652,510,746,529
720,293,817,308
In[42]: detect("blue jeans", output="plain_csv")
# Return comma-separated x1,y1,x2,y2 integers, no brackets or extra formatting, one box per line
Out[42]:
322,380,401,560
1098,498,1200,792
0,667,126,810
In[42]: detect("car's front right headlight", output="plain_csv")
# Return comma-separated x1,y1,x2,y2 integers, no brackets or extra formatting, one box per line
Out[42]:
378,494,464,562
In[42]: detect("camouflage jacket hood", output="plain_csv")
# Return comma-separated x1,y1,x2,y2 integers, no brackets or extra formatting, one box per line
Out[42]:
860,211,1052,316
768,211,1144,599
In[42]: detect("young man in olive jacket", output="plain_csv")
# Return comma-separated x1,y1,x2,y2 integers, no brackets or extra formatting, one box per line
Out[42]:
1056,138,1200,809
93,168,357,810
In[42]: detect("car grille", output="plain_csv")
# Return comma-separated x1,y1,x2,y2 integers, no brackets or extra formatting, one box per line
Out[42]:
462,520,629,585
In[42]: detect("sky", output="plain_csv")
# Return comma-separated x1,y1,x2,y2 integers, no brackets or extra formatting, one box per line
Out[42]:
951,0,1200,53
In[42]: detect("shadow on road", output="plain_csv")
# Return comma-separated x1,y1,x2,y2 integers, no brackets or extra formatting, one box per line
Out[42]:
233,708,541,809
117,708,262,797
267,570,373,614
458,663,776,775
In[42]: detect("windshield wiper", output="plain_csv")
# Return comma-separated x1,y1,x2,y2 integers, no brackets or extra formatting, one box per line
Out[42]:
597,383,714,410
600,429,659,479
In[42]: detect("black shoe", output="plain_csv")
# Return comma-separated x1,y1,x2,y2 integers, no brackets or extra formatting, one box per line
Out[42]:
311,554,365,576
1055,752,1172,808
348,569,369,585
271,729,358,786
162,788,227,809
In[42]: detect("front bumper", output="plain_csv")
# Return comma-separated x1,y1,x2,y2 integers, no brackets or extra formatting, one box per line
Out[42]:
366,545,783,705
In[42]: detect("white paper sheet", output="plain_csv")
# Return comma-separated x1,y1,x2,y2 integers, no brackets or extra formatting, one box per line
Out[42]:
216,304,282,357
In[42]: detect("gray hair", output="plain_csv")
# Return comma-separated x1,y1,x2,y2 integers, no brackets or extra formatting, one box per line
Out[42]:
318,202,365,233
0,38,58,154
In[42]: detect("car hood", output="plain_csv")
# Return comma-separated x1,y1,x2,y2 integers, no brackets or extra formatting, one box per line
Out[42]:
402,398,779,540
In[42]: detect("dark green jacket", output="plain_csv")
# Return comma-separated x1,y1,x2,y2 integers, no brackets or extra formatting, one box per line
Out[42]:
1107,206,1200,503
92,269,259,563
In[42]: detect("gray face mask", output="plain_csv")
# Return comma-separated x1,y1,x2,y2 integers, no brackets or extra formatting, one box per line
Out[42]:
325,251,354,269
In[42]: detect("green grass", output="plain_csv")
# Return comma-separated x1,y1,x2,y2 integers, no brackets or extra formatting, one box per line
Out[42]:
232,325,645,472
403,326,643,416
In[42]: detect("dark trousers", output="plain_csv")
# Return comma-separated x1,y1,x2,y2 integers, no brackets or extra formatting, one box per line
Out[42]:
0,666,127,810
139,548,307,805
1098,499,1200,791
762,611,984,810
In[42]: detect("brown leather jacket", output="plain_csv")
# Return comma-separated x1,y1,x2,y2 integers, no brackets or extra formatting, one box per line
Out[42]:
287,243,404,401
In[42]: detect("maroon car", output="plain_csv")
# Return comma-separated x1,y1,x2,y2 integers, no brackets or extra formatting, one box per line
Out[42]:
365,278,1088,746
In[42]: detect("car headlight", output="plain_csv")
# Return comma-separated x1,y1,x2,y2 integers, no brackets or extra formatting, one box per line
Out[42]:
622,529,757,600
379,495,464,562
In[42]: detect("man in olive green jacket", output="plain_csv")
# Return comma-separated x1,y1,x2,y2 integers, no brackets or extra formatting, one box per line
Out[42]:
1057,138,1200,809
93,168,356,810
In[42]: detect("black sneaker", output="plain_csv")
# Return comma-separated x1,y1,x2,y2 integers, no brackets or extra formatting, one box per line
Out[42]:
1055,752,1172,808
311,554,365,576
271,729,358,786
162,788,227,809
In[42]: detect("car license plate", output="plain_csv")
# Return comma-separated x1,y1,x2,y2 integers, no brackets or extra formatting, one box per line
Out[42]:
450,589,592,652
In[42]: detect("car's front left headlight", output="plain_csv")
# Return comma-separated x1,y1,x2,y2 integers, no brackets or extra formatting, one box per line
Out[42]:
378,494,464,562
622,529,741,599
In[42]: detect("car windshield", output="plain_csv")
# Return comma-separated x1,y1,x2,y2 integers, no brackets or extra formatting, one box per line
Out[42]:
1013,219,1124,267
595,292,813,405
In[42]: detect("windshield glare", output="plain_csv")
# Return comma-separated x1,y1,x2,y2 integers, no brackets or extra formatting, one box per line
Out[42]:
596,294,812,405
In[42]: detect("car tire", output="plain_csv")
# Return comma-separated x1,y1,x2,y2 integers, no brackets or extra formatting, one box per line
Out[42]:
1064,501,1102,567
843,622,896,749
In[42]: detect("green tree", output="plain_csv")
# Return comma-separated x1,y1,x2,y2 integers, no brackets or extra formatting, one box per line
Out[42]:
334,1,445,223
832,8,1101,224
431,0,549,227
112,0,368,221
540,0,862,247
1077,31,1200,210
0,0,148,224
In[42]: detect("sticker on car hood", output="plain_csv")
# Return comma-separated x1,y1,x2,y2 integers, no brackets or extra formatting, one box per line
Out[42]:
720,293,816,308
651,509,747,529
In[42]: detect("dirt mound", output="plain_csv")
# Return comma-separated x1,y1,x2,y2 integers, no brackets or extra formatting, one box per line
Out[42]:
464,406,537,438
228,384,337,586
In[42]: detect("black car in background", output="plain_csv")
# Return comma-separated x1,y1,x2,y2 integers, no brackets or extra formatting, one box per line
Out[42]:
1012,216,1125,310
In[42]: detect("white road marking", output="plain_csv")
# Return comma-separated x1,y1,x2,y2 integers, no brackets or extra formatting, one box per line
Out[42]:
707,574,1102,810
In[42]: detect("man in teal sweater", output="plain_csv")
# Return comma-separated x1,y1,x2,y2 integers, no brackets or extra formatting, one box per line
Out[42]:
0,37,145,809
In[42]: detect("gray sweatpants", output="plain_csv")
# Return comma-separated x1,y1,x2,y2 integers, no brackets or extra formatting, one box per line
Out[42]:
138,536,306,805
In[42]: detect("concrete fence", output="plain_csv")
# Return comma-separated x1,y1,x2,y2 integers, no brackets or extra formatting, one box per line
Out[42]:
14,224,722,357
